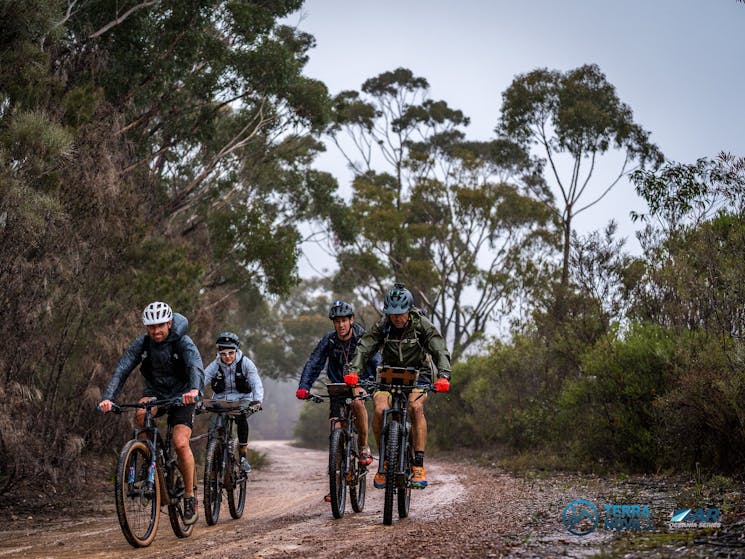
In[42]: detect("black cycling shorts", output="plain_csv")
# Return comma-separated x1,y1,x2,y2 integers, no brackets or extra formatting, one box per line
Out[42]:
155,403,195,429
329,396,345,419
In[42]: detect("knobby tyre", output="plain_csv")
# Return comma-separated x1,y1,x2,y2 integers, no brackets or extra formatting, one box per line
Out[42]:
203,438,223,525
383,421,400,525
227,440,246,519
349,434,366,513
398,433,412,518
167,461,195,538
115,439,160,548
329,428,347,519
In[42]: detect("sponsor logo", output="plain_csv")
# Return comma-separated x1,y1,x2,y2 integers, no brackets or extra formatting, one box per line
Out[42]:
562,499,599,536
668,508,721,529
603,504,654,532
562,500,654,535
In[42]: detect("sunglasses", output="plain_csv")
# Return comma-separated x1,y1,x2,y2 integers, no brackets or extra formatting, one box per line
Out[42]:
218,349,236,356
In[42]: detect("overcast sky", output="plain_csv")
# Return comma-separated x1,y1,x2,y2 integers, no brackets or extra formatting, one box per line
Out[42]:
287,0,745,276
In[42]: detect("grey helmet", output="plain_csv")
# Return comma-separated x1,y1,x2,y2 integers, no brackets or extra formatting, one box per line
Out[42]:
216,331,240,349
383,283,413,315
328,300,354,319
142,302,173,325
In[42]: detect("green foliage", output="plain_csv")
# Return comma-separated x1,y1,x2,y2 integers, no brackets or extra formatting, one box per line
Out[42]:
555,323,675,470
428,333,554,451
126,237,204,316
328,68,556,358
293,397,329,449
654,331,745,471
498,63,663,286
0,0,338,501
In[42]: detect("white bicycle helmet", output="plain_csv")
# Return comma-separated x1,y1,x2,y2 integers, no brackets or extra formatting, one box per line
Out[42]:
142,301,173,325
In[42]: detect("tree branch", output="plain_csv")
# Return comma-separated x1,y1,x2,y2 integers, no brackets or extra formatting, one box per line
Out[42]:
88,1,159,39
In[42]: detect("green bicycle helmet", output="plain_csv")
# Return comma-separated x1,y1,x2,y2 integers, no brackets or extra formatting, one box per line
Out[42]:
383,283,413,314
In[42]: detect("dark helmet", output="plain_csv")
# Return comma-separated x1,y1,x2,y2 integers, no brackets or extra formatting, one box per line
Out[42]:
328,300,354,319
383,283,413,315
216,331,240,349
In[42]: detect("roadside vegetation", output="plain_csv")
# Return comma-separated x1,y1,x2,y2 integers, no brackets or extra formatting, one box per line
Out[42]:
2,1,745,513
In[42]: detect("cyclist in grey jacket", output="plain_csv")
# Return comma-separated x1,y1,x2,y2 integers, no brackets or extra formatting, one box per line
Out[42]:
98,302,204,525
203,331,264,473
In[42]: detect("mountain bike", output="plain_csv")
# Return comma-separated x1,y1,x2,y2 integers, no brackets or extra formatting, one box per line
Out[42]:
363,366,433,525
109,397,196,548
198,399,261,525
308,383,370,519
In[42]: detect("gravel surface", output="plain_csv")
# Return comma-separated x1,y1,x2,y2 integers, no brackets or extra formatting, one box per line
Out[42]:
1,441,743,558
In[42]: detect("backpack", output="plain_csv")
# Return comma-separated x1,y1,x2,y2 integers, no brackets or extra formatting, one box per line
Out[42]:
210,356,252,394
139,336,188,384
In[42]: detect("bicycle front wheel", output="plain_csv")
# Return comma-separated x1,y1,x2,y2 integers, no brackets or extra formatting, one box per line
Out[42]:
349,435,366,513
115,439,160,548
328,428,347,519
397,435,412,519
383,421,400,526
167,462,195,538
227,444,246,519
203,438,223,525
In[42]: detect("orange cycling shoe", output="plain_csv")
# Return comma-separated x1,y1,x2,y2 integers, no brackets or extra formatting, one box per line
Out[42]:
373,462,387,489
411,466,427,489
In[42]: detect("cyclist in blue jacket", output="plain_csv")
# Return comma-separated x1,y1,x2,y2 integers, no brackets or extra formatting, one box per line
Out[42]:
296,300,379,467
98,301,204,525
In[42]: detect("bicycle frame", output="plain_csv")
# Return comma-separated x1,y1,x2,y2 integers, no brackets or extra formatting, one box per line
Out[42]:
119,398,182,505
363,366,432,525
308,383,369,518
199,399,259,524
327,383,368,474
111,396,194,547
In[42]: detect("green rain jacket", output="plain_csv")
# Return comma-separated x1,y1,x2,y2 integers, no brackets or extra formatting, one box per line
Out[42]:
348,308,451,381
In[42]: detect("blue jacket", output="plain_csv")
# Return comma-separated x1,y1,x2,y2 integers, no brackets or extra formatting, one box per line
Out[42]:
103,313,205,401
204,349,264,403
298,322,380,390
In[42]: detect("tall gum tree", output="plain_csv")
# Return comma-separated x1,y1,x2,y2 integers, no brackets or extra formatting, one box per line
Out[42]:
0,0,340,497
497,64,663,288
327,68,555,358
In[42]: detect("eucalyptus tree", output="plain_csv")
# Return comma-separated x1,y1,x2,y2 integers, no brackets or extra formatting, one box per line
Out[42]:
630,153,745,335
497,64,663,287
0,0,338,495
327,68,555,358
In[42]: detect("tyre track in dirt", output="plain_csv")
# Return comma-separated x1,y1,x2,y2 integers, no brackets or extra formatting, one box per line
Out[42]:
0,440,472,559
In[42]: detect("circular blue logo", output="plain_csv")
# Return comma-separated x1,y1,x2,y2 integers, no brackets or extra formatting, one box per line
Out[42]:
562,499,599,536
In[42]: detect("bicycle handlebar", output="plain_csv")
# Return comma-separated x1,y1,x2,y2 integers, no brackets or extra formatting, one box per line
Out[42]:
195,399,262,415
358,378,434,393
107,396,193,414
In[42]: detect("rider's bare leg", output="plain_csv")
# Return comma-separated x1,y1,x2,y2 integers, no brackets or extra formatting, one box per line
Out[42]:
172,424,195,498
408,391,428,452
372,391,391,450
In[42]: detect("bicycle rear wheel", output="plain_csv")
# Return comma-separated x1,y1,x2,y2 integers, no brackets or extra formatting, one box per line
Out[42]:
397,436,412,518
203,438,223,525
383,421,400,526
115,439,160,548
328,428,347,519
227,444,246,519
349,435,366,513
167,462,195,538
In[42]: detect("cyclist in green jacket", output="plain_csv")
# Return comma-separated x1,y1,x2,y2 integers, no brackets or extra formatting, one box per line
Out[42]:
345,283,451,490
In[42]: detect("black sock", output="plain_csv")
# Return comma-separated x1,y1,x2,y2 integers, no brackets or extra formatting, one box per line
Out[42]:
414,451,424,467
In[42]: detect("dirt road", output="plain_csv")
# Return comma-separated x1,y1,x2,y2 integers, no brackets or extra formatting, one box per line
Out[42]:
0,441,738,558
